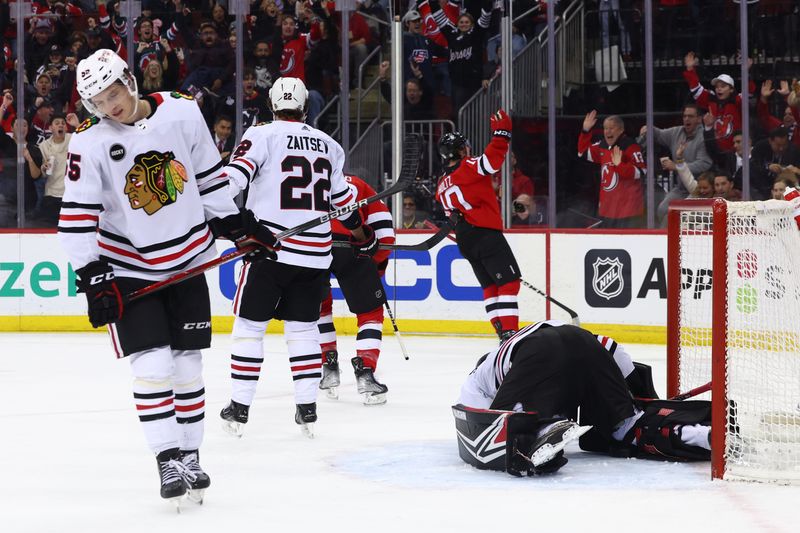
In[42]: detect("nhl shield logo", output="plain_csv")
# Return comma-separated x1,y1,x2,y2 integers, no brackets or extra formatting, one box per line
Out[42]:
584,249,631,308
592,257,624,300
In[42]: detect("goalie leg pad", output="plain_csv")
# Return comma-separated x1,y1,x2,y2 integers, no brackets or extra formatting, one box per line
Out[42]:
626,399,712,461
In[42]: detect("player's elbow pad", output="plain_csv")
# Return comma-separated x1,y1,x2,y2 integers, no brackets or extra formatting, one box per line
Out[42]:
339,211,363,231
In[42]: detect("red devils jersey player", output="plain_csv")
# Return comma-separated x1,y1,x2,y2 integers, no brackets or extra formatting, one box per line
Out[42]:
435,109,521,342
578,110,645,227
318,175,395,405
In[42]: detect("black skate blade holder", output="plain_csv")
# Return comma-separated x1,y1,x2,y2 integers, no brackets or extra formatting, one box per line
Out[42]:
505,413,566,477
506,411,548,477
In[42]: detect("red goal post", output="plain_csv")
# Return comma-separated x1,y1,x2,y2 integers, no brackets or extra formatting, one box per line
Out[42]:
667,198,800,483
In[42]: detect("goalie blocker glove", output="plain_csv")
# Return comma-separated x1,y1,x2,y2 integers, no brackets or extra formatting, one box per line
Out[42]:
75,261,124,328
490,109,512,141
208,208,280,262
350,224,379,258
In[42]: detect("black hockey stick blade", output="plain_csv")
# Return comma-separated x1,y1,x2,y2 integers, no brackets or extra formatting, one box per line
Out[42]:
126,135,423,303
519,279,581,326
331,212,458,252
421,219,581,326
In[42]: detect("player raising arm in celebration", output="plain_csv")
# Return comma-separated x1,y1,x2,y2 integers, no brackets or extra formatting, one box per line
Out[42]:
317,174,395,405
219,77,375,438
58,49,276,507
435,109,521,343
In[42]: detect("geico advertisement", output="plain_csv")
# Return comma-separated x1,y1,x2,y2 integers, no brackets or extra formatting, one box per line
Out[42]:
549,233,669,326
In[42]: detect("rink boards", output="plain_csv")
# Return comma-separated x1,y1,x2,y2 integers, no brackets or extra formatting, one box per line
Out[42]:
0,229,671,343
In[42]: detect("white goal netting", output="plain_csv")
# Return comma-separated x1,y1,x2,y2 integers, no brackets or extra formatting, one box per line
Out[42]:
674,200,800,483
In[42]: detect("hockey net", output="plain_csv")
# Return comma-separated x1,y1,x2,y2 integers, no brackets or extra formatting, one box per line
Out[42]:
667,199,800,483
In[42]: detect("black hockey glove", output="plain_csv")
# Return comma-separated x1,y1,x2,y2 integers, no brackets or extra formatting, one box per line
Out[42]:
209,209,280,262
350,224,379,258
236,209,280,262
75,261,124,328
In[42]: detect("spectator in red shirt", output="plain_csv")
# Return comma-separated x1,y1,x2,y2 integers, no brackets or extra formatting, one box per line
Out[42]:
578,110,646,228
275,13,320,82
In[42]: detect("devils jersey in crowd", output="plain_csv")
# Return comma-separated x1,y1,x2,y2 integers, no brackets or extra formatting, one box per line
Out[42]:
435,134,509,230
458,320,634,409
332,175,395,267
57,92,239,280
577,132,645,220
279,23,320,81
224,119,356,270
683,69,749,153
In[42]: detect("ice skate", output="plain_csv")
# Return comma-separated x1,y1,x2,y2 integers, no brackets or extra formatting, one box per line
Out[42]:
352,357,388,405
295,402,317,438
156,449,187,512
220,400,249,437
319,350,341,400
180,450,211,504
528,420,592,474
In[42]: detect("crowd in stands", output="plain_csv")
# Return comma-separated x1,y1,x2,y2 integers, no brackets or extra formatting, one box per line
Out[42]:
0,0,548,228
5,1,800,230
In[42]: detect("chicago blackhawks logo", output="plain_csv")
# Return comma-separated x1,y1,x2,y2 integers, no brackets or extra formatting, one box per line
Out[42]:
123,151,188,215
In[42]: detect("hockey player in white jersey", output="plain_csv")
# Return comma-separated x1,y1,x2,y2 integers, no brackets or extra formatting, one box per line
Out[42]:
219,77,377,438
58,49,278,507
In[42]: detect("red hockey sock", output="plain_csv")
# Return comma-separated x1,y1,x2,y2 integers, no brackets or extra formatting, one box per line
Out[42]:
496,280,520,331
356,306,383,370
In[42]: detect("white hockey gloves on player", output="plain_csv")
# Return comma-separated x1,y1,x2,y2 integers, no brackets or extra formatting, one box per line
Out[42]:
75,261,124,328
209,209,280,262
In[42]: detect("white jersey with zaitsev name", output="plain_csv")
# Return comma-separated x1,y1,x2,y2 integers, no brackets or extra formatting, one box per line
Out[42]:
225,119,356,270
57,92,240,281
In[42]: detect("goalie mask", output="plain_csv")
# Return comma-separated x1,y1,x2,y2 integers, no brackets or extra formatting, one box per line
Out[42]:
76,49,139,120
269,77,309,117
438,132,470,162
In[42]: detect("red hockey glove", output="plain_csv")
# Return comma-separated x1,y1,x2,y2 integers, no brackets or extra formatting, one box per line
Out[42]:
490,109,512,140
350,224,378,258
75,261,124,328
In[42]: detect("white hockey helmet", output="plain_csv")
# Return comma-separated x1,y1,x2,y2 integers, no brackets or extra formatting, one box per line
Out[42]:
76,49,138,117
269,77,308,116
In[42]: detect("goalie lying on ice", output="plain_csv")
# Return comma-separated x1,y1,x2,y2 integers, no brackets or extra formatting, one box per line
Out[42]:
453,321,712,476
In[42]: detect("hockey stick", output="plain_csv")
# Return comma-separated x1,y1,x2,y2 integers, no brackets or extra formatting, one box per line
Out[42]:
421,221,582,326
126,134,423,303
670,381,712,401
330,213,459,251
519,279,581,327
383,300,409,360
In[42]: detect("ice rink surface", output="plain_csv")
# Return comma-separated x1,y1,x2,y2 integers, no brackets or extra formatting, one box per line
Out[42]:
2,332,799,533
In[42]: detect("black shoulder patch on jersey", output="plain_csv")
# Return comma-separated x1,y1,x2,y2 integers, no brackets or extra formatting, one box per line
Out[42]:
76,116,100,133
169,91,194,101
